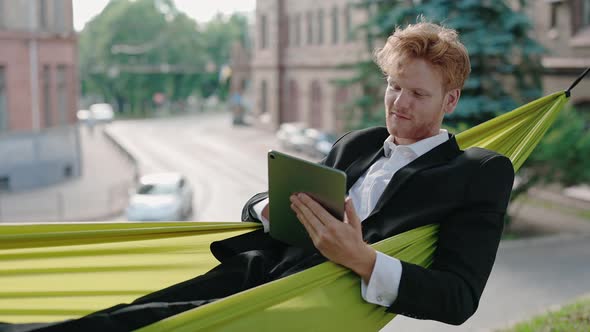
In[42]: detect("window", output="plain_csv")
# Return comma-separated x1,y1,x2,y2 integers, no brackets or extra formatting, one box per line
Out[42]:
317,9,324,45
43,65,52,127
55,0,66,32
344,4,355,41
307,11,313,44
295,13,301,46
584,0,590,26
39,0,48,29
549,1,559,29
0,0,5,28
284,15,290,46
259,14,267,49
0,176,10,191
289,15,294,46
0,66,7,132
572,0,590,33
56,65,68,125
331,7,339,44
260,80,268,114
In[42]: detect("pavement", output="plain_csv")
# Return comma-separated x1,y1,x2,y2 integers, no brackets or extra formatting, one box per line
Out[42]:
383,234,590,331
0,124,137,223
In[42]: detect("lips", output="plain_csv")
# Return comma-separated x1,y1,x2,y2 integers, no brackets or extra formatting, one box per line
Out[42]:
391,112,411,120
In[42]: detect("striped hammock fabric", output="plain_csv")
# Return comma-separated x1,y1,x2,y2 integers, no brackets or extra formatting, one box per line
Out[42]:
0,90,571,331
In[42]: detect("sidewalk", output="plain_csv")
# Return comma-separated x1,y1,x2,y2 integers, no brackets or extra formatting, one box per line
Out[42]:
508,186,590,235
0,125,137,223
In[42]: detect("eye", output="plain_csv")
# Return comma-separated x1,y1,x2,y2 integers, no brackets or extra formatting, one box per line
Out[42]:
388,83,400,91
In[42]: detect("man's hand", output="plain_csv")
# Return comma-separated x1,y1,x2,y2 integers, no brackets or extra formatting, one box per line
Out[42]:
290,193,376,283
261,203,270,221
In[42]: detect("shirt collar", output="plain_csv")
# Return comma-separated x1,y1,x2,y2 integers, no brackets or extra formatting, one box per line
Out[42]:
383,129,449,158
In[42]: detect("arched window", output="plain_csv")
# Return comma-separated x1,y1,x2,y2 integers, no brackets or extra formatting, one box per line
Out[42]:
334,87,350,132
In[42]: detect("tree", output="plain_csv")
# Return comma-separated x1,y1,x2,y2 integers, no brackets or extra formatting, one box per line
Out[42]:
200,13,249,100
526,106,590,186
78,0,248,115
344,0,544,129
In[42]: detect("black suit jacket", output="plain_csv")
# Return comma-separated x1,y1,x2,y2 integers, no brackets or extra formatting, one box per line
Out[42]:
211,126,514,325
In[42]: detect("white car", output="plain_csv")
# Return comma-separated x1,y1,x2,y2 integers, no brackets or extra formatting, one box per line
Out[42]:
126,173,193,221
276,122,306,151
89,103,115,123
76,109,91,123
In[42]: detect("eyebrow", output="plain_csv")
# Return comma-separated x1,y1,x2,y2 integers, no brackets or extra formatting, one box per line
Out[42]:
387,80,431,94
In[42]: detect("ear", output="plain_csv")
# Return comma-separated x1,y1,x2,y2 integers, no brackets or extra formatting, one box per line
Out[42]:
443,88,461,114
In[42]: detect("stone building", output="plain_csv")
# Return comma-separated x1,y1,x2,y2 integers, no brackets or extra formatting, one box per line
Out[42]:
238,0,590,133
527,0,590,108
0,0,81,191
246,0,369,133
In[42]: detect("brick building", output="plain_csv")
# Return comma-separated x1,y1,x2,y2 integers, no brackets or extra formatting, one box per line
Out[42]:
245,0,369,133
527,0,590,108
0,0,81,191
239,0,590,133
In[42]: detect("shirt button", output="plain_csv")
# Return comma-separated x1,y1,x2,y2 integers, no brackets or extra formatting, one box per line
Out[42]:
376,296,383,302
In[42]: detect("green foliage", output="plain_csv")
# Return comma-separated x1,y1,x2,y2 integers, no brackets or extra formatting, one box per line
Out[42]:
525,107,590,186
500,297,590,332
79,0,247,115
346,0,544,128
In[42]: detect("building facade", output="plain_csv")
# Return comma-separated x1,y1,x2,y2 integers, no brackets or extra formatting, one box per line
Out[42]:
527,0,590,108
242,0,590,133
246,0,369,133
0,0,81,191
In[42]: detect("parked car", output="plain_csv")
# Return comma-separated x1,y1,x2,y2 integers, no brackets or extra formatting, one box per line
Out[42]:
300,128,337,158
126,173,193,221
76,109,91,123
276,122,306,151
89,103,115,123
312,132,337,158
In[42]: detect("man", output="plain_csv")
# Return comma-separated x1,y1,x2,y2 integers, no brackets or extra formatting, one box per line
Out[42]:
241,21,514,324
3,22,513,332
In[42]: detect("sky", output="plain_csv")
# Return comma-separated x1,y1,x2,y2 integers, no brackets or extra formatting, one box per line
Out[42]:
72,0,256,31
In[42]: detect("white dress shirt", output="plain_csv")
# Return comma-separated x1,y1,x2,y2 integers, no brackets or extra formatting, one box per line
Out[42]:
253,130,449,307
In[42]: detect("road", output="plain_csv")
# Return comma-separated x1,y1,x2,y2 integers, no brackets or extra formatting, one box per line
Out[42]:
384,234,590,331
107,111,312,222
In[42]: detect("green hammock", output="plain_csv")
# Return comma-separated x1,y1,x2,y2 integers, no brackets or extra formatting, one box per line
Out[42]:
0,89,574,331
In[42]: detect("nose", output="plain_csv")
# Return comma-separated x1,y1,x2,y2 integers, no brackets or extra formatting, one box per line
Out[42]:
393,90,411,111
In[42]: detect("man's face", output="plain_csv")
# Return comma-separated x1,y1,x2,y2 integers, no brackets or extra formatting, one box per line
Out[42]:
384,58,459,145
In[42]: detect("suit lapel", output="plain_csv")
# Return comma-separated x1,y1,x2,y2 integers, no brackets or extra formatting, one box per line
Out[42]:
364,135,461,221
344,147,385,190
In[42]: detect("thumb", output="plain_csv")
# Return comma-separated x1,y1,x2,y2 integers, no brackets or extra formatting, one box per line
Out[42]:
344,197,361,231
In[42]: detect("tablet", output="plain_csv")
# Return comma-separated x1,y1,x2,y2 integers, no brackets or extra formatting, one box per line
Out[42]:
268,150,347,251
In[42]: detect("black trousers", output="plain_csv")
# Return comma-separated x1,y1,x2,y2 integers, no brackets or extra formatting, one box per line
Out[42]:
0,250,279,332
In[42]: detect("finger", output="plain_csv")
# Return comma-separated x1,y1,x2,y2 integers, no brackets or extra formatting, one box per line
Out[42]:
293,194,325,230
290,195,320,237
344,197,362,231
297,193,339,224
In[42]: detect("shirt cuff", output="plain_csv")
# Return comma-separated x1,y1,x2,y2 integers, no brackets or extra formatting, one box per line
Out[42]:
252,198,270,233
360,251,402,307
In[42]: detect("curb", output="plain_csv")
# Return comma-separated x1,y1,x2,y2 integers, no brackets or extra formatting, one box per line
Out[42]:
499,232,590,249
102,126,140,183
